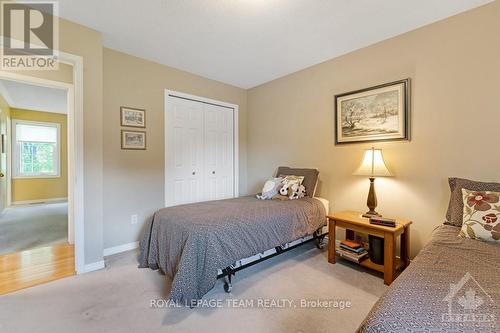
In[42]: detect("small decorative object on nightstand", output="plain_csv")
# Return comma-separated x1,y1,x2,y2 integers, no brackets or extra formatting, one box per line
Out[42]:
327,211,412,285
354,148,392,218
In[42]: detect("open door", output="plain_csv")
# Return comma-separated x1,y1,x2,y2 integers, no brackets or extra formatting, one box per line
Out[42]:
0,104,8,214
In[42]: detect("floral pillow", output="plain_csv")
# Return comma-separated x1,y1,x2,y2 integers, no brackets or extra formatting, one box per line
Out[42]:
459,189,500,242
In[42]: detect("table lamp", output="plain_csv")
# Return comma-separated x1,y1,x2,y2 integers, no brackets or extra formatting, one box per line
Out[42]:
353,148,392,218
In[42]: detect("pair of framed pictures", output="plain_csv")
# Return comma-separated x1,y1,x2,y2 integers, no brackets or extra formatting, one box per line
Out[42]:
120,106,146,150
334,78,410,144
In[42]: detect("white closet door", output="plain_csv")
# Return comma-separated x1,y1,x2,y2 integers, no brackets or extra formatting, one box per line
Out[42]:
204,104,234,201
165,96,205,206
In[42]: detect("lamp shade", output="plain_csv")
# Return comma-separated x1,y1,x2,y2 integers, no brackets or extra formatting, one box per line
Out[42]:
353,148,392,177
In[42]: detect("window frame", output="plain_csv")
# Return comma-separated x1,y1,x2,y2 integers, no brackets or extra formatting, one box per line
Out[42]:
12,119,61,179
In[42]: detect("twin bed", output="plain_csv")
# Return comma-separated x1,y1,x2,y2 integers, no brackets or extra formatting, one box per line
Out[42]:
359,177,500,332
358,224,500,332
139,167,327,303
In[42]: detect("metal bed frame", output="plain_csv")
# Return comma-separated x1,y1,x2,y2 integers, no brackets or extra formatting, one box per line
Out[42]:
216,229,327,292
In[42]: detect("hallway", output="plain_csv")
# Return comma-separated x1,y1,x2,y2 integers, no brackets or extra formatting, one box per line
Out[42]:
0,202,68,255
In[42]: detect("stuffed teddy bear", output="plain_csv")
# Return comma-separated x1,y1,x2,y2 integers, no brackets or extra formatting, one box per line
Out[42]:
288,182,300,199
270,180,291,200
296,184,306,199
273,181,307,200
279,180,291,196
287,183,306,200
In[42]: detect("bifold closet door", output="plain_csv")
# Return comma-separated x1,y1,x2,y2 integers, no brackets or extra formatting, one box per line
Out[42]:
165,96,205,206
166,95,235,207
204,104,234,201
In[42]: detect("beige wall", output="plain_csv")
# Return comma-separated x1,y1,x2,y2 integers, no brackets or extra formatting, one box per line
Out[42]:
3,63,74,84
247,1,500,257
10,109,68,203
103,48,247,249
59,18,104,265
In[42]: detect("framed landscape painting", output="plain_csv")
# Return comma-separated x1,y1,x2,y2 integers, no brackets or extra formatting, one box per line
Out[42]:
120,106,146,128
335,79,410,144
121,130,146,150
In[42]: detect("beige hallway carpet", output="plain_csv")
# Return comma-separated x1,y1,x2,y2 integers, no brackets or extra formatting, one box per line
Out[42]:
0,242,387,333
0,202,68,255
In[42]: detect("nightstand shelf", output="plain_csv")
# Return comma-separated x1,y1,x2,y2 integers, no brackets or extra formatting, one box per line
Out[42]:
328,211,412,285
357,257,402,273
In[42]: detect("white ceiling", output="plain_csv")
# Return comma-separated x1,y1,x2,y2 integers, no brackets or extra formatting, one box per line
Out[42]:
54,0,492,89
0,79,67,114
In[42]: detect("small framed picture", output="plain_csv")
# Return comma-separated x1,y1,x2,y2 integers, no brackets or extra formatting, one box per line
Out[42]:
121,130,146,150
120,106,146,128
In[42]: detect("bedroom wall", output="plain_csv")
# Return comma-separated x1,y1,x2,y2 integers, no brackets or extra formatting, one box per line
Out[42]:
246,1,500,257
102,48,247,250
10,109,68,203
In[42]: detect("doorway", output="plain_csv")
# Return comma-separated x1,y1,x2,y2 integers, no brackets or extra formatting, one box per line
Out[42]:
0,80,69,255
0,53,85,293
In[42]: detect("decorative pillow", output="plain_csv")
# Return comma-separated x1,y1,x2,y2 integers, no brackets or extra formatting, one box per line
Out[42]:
459,189,500,242
445,177,500,226
276,166,319,197
256,177,283,200
280,175,305,185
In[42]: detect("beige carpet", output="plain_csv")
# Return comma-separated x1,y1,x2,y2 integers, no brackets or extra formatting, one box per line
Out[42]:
0,202,68,255
0,242,387,333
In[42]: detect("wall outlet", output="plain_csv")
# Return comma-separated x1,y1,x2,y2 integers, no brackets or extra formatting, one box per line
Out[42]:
131,214,138,225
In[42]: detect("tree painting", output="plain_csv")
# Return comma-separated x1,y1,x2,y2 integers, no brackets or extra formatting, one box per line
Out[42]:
340,90,400,138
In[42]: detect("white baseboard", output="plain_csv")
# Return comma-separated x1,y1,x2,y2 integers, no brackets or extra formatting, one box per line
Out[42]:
81,260,105,274
11,197,68,205
103,241,139,257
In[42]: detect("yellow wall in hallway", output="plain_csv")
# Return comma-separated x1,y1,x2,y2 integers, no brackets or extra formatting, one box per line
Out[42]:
11,108,68,203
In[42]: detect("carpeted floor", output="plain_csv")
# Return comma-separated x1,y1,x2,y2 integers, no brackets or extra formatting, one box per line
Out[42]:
0,202,68,255
0,242,387,333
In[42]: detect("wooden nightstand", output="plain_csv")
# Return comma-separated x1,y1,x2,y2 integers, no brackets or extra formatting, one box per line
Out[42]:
327,211,412,285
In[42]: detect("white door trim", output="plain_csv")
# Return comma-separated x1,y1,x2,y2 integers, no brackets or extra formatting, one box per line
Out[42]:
0,50,85,274
164,89,239,207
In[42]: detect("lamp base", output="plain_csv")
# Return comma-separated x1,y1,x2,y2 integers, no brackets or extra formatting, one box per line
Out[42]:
362,211,381,219
364,177,380,219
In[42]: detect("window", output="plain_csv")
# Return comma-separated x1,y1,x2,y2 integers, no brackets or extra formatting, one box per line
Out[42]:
13,120,60,178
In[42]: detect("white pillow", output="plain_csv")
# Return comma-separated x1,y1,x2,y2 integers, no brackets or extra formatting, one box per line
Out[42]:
256,177,283,200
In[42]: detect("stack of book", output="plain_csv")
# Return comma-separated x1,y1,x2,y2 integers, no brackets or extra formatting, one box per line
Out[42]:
336,240,368,263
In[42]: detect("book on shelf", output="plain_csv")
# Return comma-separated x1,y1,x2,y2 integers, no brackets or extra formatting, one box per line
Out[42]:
340,240,363,249
340,244,365,253
335,247,368,263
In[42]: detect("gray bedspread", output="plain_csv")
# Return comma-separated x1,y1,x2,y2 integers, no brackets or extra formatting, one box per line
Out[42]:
138,196,326,303
358,224,500,332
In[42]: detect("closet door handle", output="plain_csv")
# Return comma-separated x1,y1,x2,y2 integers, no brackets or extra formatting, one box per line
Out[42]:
192,171,196,175
212,171,216,175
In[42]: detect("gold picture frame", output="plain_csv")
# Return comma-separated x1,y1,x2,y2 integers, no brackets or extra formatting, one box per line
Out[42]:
120,106,146,128
121,130,146,150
